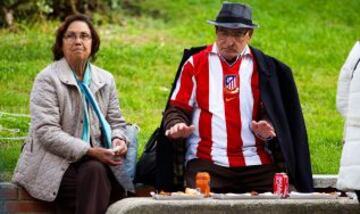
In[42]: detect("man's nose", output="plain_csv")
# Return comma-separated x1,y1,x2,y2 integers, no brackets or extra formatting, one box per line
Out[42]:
225,36,236,45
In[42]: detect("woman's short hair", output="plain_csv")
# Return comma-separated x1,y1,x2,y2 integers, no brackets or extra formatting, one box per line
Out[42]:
52,14,100,61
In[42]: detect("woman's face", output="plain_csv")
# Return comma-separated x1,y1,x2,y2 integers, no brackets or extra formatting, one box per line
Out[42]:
62,21,92,62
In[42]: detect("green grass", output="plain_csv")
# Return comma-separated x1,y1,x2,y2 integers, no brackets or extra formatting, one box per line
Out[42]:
1,0,360,180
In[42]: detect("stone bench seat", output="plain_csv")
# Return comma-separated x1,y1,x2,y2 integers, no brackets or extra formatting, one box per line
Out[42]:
107,174,360,214
106,197,359,214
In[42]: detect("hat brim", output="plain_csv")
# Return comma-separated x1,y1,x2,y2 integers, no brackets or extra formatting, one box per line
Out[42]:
207,20,258,29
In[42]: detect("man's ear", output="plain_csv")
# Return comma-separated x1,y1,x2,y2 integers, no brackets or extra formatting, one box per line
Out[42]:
248,29,254,38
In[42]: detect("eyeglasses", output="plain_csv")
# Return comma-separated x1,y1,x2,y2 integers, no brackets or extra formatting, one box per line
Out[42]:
217,29,248,38
63,32,92,42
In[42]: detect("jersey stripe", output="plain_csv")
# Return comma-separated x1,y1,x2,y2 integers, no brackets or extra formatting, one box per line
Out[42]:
195,51,213,161
239,55,262,165
209,54,229,166
170,57,195,111
221,58,245,166
251,59,273,165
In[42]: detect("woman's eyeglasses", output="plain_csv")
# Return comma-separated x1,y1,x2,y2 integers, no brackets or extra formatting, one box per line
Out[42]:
63,32,92,42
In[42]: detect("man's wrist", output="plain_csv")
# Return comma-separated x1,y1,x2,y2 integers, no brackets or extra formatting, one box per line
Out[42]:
255,133,274,141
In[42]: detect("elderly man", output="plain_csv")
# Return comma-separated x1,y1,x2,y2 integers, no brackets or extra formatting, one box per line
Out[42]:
156,2,313,193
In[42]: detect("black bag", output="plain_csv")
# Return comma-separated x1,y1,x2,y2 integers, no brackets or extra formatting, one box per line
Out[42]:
134,128,159,185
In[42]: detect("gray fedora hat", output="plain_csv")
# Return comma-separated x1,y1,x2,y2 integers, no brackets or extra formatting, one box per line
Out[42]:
207,2,258,29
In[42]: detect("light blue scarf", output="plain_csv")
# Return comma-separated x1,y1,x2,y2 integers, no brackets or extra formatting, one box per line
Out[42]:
73,64,135,192
74,64,112,148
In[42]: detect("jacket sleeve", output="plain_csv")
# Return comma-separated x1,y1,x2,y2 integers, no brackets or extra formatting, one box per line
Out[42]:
163,106,192,131
106,76,129,143
336,41,360,118
31,73,90,162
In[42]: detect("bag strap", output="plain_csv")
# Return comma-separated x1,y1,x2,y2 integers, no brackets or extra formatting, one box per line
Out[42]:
159,46,207,132
351,57,360,79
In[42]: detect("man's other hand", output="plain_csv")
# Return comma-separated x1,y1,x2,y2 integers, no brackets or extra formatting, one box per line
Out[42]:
165,123,195,139
251,120,276,141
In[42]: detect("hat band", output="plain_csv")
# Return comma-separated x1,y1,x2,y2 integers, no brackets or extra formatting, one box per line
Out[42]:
216,16,253,25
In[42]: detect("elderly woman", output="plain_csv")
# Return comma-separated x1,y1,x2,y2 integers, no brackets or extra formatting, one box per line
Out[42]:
336,41,360,202
12,14,135,213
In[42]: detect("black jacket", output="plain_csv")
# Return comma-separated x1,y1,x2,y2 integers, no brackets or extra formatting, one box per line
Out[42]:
156,45,314,192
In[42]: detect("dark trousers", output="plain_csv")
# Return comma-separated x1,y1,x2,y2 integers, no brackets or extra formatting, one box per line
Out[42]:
55,159,125,214
185,159,277,193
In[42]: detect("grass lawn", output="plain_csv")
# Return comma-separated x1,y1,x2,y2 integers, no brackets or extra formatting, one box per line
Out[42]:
1,0,360,181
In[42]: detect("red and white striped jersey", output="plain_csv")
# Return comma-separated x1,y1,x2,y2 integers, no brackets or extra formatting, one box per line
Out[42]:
170,43,272,167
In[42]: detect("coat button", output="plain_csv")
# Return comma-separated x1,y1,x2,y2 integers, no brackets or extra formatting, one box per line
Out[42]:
53,192,56,196
80,120,83,124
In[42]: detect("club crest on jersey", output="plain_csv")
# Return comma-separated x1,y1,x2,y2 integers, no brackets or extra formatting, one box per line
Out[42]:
224,74,239,94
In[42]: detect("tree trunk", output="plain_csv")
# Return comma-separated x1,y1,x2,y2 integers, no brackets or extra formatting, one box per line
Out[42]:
1,7,14,27
0,0,28,28
67,0,78,14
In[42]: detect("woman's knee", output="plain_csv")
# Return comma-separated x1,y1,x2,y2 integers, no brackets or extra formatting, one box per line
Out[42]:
80,159,108,177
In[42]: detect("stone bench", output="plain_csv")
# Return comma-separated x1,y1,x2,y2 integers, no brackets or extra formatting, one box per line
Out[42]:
313,174,338,191
107,174,359,214
106,197,359,214
0,174,348,213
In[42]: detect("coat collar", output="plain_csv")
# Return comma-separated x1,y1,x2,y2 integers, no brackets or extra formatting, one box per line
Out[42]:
56,58,106,93
249,46,271,77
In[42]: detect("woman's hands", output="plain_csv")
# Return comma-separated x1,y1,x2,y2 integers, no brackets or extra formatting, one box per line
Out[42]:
86,138,127,166
86,147,122,166
111,138,127,156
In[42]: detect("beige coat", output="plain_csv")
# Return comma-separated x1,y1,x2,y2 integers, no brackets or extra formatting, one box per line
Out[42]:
12,58,128,201
336,41,360,191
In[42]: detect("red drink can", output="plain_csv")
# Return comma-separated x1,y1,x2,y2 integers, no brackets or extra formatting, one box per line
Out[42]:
273,173,289,197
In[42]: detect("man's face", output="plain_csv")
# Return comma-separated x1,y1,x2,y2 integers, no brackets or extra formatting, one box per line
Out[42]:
216,27,252,61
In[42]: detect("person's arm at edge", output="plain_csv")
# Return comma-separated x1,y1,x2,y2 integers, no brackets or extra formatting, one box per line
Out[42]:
336,41,360,118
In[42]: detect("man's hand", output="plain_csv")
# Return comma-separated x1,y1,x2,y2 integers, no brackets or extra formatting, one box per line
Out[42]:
251,120,276,141
112,138,127,156
87,147,122,166
165,123,195,139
